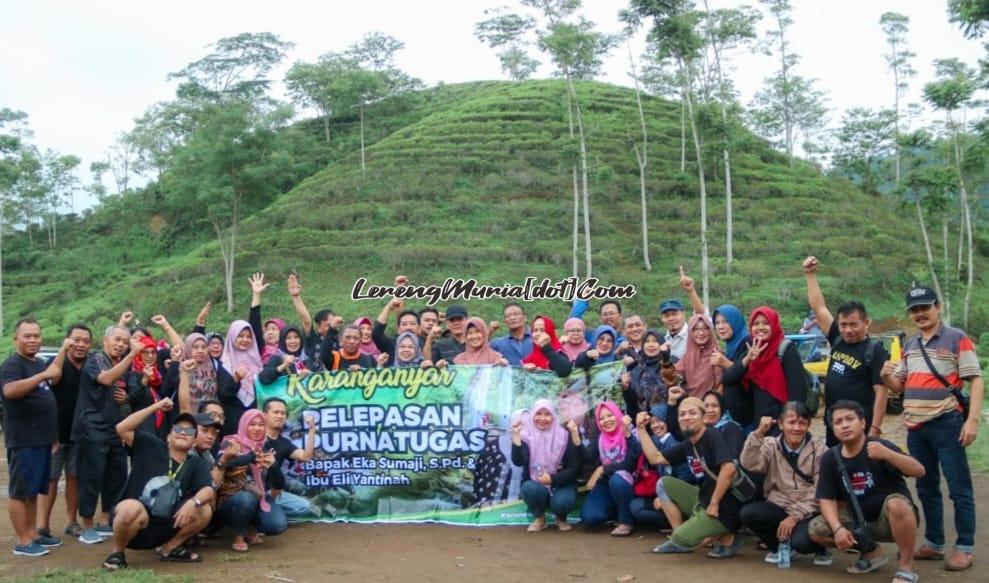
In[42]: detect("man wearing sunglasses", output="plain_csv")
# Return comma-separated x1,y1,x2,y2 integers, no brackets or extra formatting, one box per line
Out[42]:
882,286,984,572
101,398,214,570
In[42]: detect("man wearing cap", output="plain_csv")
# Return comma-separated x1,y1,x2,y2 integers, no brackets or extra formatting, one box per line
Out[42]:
191,413,222,470
882,285,983,572
661,268,707,361
428,305,469,363
102,398,213,569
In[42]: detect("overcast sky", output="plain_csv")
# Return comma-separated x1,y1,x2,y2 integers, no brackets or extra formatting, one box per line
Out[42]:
1,0,984,209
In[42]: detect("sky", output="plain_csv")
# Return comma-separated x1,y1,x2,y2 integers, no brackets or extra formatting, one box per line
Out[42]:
1,0,985,210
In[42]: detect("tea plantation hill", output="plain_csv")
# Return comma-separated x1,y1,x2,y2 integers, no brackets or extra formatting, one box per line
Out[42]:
3,80,986,351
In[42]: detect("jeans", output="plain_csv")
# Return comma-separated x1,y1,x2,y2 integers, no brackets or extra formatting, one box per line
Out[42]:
739,500,822,554
76,441,127,519
629,497,670,528
580,473,634,526
907,411,976,552
520,481,577,519
274,491,311,517
217,491,288,537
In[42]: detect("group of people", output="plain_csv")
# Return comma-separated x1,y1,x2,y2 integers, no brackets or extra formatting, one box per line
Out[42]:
0,258,983,583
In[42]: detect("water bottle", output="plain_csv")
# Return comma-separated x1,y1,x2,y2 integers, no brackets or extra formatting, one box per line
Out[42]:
777,538,791,569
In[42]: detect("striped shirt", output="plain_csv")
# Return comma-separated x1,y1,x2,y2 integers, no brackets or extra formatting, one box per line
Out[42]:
894,323,982,428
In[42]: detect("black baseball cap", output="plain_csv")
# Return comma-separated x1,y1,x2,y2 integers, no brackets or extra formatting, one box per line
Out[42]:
193,413,222,429
175,412,198,427
445,305,468,319
905,286,939,309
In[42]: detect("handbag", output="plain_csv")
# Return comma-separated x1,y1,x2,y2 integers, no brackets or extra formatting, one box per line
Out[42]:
691,442,757,503
633,454,660,497
916,339,971,420
140,476,182,519
831,445,877,553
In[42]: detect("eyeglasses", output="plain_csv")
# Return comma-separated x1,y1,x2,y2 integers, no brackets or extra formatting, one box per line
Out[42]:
565,329,583,334
172,425,197,437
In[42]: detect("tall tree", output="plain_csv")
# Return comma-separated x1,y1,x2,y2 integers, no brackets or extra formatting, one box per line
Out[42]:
832,107,896,196
0,108,40,333
626,39,651,271
923,58,977,328
626,0,712,307
749,0,828,162
699,2,759,269
475,9,541,80
880,12,916,186
38,150,80,248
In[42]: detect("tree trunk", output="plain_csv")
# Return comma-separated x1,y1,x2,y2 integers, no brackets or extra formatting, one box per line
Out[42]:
916,198,943,308
950,125,974,328
776,14,794,162
323,114,331,143
681,62,710,308
0,206,5,336
892,40,901,186
359,101,367,180
567,77,592,278
680,91,687,173
628,42,651,271
566,89,580,278
942,215,951,323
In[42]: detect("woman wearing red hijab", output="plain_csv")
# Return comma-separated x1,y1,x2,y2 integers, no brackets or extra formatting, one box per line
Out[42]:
722,307,807,434
521,315,572,377
126,335,171,439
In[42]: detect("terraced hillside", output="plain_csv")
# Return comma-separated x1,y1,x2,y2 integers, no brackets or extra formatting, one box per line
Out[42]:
3,80,985,344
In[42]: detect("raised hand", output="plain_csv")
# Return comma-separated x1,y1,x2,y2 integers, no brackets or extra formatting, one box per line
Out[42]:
586,349,599,359
803,256,820,274
196,301,212,325
709,349,732,369
532,330,549,347
150,314,169,328
376,353,390,368
394,275,409,287
866,440,890,461
119,311,134,326
512,419,523,436
287,274,302,298
181,359,197,373
743,337,767,365
880,360,897,378
129,337,144,356
621,372,631,390
636,411,650,428
158,397,174,412
389,297,404,310
679,265,694,292
667,385,684,405
305,415,317,432
755,416,776,437
249,272,270,295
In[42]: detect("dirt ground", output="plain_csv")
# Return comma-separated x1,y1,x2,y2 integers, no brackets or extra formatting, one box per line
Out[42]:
1,415,987,583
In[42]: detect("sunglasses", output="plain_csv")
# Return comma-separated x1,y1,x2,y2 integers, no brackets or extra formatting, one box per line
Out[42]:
172,425,197,437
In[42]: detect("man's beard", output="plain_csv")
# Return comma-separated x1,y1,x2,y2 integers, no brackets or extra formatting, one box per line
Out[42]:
682,426,697,438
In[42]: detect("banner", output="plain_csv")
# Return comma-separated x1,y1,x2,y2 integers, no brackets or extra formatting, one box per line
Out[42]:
254,362,624,525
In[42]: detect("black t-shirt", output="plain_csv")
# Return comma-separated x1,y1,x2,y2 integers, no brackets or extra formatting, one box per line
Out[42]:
825,323,888,416
264,435,299,468
663,427,742,531
71,352,126,444
816,438,912,522
123,430,211,504
52,357,85,444
0,353,58,448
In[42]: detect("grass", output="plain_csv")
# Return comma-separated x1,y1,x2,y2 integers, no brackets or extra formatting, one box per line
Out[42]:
4,568,191,583
1,79,986,355
969,406,989,473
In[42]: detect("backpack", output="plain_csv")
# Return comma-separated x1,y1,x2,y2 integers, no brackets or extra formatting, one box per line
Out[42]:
777,338,820,415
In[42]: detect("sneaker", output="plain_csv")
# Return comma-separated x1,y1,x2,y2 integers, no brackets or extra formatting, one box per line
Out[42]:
764,551,780,564
79,528,104,545
64,523,83,537
814,550,834,566
13,542,50,557
94,523,113,537
707,542,739,559
36,528,53,538
652,540,693,554
34,534,62,548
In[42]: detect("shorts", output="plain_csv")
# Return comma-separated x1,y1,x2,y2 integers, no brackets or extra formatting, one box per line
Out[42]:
809,494,917,543
50,442,79,478
7,446,53,499
110,507,177,550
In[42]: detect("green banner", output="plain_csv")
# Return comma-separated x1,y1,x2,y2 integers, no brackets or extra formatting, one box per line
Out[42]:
254,362,624,525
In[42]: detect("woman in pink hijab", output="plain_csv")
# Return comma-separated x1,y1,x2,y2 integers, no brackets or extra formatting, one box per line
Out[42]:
579,401,640,536
220,320,263,433
560,318,590,363
454,318,508,365
510,399,581,532
353,317,381,357
215,409,287,552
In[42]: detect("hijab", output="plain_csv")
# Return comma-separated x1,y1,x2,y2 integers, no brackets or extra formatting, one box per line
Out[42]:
261,318,286,364
222,409,270,511
676,314,723,398
641,329,665,366
742,306,789,404
588,325,618,364
703,390,737,429
713,304,749,362
560,317,590,362
132,334,164,429
595,401,627,464
394,331,424,368
352,317,380,357
221,320,263,407
520,399,569,484
454,318,503,365
522,315,564,369
278,325,311,374
183,332,217,406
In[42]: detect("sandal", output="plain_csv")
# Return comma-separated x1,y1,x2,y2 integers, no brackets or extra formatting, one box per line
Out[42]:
610,524,633,537
707,542,739,559
847,554,888,574
231,540,249,553
160,545,202,563
245,532,264,545
891,569,919,583
103,551,128,570
913,545,944,561
186,534,208,549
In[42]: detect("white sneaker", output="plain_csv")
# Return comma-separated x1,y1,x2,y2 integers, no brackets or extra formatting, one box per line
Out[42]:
764,551,780,564
813,550,834,566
